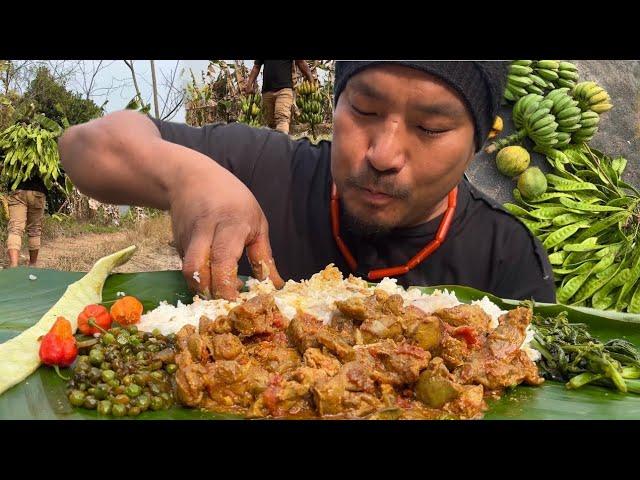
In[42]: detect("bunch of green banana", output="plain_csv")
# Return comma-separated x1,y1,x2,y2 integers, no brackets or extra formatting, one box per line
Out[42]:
545,88,582,148
533,60,580,90
503,145,640,312
573,81,614,114
504,60,580,102
504,61,537,101
491,68,613,153
555,61,580,89
0,120,63,191
295,81,323,126
297,80,318,96
238,93,262,127
486,93,560,153
571,110,601,144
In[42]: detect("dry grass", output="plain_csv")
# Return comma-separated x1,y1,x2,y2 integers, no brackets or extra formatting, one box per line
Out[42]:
1,214,182,272
49,214,180,272
41,216,120,240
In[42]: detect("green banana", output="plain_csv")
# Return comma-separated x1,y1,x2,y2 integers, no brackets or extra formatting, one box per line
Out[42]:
529,74,548,88
554,96,578,113
526,84,545,95
579,115,600,128
557,78,577,89
555,132,572,145
558,70,579,81
537,60,560,70
588,91,610,105
531,115,556,132
508,75,533,87
561,123,582,133
545,88,569,103
557,115,582,128
559,61,578,72
512,60,534,66
590,103,613,113
513,93,541,128
573,81,594,97
577,125,599,137
527,107,553,126
535,137,559,147
539,99,554,110
534,121,559,137
522,93,544,111
510,65,534,76
507,83,528,97
556,106,582,120
503,88,516,102
584,86,605,101
537,68,560,81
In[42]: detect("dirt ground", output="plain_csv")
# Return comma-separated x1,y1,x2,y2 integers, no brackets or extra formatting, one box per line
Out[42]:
0,214,182,273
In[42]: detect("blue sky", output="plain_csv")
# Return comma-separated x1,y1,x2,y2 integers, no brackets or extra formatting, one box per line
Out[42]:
65,60,325,123
65,60,251,123
68,60,211,123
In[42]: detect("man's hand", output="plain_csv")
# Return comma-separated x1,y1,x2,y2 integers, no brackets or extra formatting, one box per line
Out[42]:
58,110,283,301
169,160,284,300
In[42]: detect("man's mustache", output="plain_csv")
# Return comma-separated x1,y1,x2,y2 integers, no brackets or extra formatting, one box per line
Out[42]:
344,170,411,199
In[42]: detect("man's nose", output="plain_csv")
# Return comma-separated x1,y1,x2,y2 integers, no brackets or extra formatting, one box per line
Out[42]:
366,120,407,172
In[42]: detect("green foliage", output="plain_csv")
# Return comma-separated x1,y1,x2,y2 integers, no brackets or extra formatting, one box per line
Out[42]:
0,91,19,132
0,119,64,191
14,67,103,126
125,94,151,114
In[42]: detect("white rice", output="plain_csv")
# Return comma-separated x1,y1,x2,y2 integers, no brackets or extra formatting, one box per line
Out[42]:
137,264,539,360
522,326,541,361
137,297,237,334
471,297,507,330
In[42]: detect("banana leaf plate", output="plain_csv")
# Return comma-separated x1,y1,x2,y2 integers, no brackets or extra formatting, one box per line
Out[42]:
2,252,640,420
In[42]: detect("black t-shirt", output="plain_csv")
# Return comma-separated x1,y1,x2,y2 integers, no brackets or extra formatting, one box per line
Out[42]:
7,176,47,194
255,60,293,93
150,119,557,303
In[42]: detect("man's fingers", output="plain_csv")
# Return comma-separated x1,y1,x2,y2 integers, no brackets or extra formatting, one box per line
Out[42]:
181,227,214,298
246,225,284,289
209,225,248,300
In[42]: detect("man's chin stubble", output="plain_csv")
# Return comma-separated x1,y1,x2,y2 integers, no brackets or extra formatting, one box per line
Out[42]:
341,203,395,238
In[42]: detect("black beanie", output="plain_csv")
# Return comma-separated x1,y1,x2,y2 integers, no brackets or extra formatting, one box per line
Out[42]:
333,61,509,151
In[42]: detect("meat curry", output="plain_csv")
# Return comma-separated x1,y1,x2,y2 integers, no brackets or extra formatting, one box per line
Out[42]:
174,289,543,419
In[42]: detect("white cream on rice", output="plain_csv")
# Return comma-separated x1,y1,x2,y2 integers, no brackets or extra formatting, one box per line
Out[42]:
137,265,540,361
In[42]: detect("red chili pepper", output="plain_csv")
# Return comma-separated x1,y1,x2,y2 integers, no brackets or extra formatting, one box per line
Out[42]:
452,326,478,347
77,304,112,335
39,316,78,379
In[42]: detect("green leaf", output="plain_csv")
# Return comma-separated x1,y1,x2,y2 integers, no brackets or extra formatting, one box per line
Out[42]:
64,175,74,196
0,247,137,395
125,98,141,110
11,173,21,190
3,254,640,419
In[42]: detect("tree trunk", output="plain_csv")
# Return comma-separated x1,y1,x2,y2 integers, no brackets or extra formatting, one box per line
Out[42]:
150,60,160,119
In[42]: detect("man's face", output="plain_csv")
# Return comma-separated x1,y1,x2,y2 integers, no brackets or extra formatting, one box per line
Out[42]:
331,64,477,235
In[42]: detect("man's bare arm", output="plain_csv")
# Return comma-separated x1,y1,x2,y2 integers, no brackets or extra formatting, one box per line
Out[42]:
58,110,284,298
295,60,315,83
244,63,262,93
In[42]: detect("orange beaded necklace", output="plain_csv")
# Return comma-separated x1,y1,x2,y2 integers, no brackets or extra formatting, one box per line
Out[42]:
330,183,458,281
